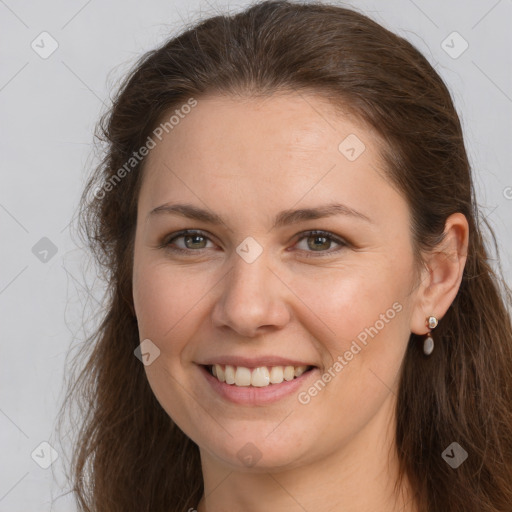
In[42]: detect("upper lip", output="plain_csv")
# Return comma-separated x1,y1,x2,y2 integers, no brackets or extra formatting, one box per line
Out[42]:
198,356,316,369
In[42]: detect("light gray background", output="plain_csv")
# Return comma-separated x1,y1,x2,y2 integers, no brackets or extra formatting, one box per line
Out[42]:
1,0,511,510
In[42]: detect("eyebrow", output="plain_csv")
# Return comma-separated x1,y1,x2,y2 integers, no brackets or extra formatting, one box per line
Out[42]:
147,202,372,229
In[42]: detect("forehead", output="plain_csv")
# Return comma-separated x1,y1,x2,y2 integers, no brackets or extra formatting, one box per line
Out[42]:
137,92,397,222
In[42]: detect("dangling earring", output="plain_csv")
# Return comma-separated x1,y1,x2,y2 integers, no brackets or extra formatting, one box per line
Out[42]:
423,315,438,355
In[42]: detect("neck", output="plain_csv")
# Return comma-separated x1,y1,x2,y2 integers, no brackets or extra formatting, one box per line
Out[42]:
196,393,418,512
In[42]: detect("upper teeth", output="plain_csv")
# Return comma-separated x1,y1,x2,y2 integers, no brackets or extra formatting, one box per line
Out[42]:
210,364,310,387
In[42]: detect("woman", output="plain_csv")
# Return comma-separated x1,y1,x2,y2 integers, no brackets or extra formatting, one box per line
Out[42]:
58,1,512,511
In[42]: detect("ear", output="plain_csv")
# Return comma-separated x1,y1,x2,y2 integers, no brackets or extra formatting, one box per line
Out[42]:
410,213,469,335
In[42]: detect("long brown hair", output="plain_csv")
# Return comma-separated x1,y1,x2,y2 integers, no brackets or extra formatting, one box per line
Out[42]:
55,1,512,511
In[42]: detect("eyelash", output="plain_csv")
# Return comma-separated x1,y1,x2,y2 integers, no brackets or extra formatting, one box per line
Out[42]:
159,229,349,258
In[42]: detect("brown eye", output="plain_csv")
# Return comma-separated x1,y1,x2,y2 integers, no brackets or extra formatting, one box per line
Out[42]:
162,230,215,254
160,229,348,257
294,230,348,257
306,234,331,251
181,233,208,249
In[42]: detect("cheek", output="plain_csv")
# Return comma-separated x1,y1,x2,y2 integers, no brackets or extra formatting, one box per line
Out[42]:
287,262,412,436
132,259,199,352
133,251,413,359
290,259,411,355
132,259,206,430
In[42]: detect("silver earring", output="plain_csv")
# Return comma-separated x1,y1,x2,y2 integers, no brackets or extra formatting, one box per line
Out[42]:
423,315,438,355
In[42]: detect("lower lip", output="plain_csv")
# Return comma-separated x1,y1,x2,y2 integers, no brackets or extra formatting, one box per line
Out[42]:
198,364,318,405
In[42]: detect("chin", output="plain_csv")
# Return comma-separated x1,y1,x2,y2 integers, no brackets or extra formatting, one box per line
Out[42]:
197,425,317,472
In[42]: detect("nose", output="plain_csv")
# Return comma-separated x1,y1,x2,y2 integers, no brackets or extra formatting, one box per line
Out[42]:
210,248,292,338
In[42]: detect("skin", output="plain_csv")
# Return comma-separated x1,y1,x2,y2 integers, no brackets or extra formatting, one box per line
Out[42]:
132,92,469,512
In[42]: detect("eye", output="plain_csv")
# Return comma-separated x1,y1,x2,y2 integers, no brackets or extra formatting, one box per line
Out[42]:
161,230,216,254
293,230,348,258
159,229,348,257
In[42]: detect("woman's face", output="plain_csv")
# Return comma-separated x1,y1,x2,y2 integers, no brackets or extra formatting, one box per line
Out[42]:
132,92,423,471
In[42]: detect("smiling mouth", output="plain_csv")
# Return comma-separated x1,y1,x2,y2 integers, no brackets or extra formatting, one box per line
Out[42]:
203,364,316,387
